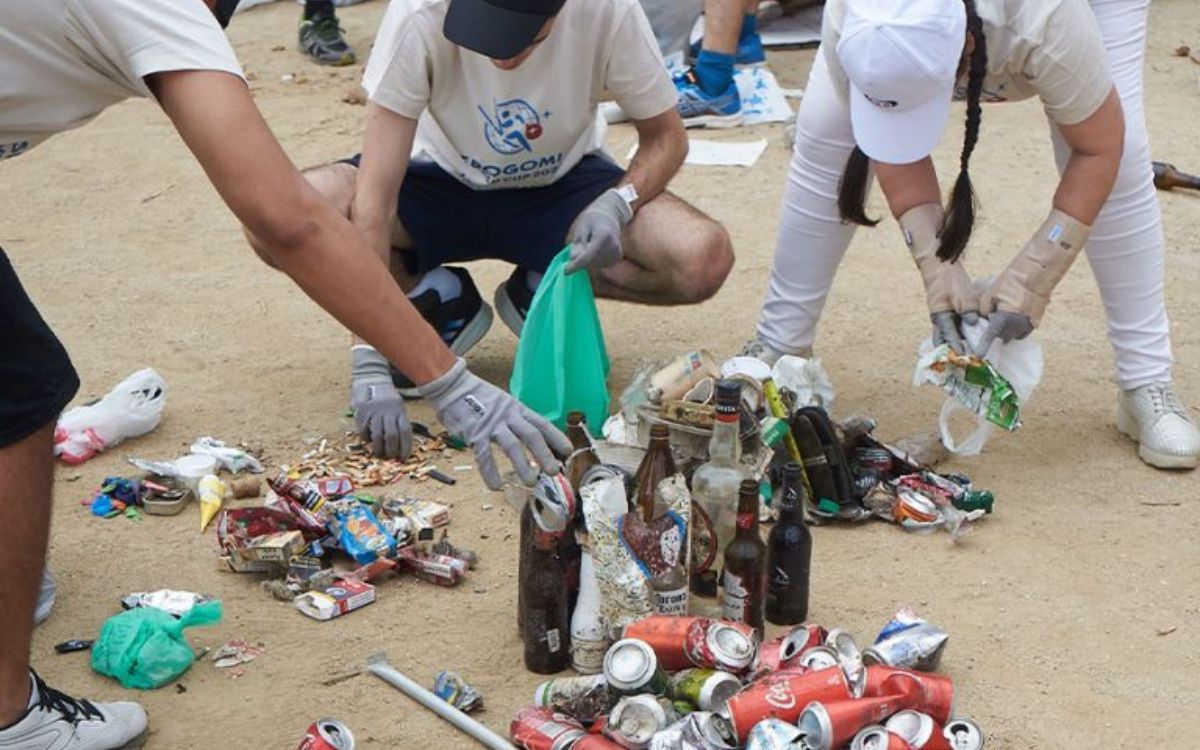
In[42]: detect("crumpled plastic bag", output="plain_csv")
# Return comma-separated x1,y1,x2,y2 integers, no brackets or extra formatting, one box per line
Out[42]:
772,356,836,416
54,368,167,465
913,318,1043,456
91,600,222,689
189,437,264,474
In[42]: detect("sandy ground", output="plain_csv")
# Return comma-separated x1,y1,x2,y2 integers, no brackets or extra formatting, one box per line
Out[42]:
4,1,1200,747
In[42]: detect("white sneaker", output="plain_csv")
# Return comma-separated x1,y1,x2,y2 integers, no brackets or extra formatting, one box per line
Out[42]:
0,672,147,750
1116,383,1200,469
737,338,807,369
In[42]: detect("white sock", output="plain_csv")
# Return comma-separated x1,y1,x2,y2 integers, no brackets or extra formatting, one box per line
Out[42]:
406,267,462,301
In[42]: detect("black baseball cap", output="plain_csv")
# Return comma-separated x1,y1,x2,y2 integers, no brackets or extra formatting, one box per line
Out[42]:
443,0,567,59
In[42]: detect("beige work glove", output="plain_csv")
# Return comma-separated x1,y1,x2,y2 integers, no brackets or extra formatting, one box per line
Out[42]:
975,208,1091,356
900,203,979,354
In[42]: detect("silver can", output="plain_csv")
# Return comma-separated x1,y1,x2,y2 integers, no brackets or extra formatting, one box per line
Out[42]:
605,694,674,749
885,710,939,748
943,718,984,750
529,473,576,533
604,639,669,695
744,717,803,750
533,674,613,723
848,726,894,750
649,711,738,750
706,623,758,673
864,623,949,672
796,645,840,671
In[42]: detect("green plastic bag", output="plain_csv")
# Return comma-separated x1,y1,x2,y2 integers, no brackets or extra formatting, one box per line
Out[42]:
510,246,611,435
91,600,222,689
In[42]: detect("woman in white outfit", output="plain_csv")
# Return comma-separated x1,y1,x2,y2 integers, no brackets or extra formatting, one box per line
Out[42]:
750,0,1199,469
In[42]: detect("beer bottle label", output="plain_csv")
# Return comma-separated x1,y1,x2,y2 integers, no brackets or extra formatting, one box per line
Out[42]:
655,586,689,616
546,628,561,653
736,512,755,530
721,571,748,622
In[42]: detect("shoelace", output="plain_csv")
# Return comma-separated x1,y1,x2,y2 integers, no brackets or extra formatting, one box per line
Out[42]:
1147,384,1187,418
31,671,103,725
309,15,347,45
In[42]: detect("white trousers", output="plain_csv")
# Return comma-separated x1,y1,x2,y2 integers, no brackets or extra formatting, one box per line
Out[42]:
756,0,1172,390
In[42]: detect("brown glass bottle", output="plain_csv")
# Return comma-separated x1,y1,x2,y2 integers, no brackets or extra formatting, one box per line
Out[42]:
565,411,600,493
766,462,812,625
634,424,677,522
520,527,571,674
721,479,767,633
1152,161,1200,191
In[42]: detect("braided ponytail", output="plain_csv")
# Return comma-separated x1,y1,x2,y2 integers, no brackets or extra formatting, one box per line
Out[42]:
936,0,987,262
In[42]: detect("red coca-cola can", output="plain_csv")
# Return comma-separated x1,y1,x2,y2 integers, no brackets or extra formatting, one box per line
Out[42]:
850,726,914,750
862,666,953,726
297,719,355,750
511,706,587,750
622,616,757,674
572,735,627,749
725,666,853,742
885,711,950,750
753,623,827,677
798,693,917,750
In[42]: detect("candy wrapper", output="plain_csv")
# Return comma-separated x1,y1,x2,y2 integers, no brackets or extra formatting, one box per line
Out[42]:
915,345,1020,431
327,501,396,565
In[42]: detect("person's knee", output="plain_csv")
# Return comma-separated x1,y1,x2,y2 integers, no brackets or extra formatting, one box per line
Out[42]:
677,220,734,303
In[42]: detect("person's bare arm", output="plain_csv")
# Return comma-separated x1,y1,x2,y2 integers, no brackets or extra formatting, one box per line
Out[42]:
1053,88,1123,223
624,108,688,210
148,70,455,385
352,102,416,265
875,157,941,219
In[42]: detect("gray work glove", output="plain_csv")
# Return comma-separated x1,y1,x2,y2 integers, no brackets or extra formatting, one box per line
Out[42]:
350,346,413,459
932,310,979,354
418,358,573,490
565,188,634,274
972,311,1034,358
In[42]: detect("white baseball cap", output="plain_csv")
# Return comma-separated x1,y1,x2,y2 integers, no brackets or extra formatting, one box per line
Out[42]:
837,0,967,165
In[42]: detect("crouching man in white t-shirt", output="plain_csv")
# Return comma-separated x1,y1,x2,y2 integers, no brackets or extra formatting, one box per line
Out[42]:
256,0,735,398
0,2,571,746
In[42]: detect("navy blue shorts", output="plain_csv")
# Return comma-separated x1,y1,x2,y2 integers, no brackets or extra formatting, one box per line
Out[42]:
342,154,624,276
0,248,80,447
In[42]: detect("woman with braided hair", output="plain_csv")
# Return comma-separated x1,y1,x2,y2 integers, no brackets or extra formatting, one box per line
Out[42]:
746,0,1199,469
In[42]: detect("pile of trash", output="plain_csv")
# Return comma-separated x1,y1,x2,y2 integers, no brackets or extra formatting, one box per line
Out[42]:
510,611,984,750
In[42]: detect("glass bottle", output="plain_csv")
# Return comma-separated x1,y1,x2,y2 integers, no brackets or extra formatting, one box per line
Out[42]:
521,526,570,674
721,479,767,633
565,411,600,493
765,462,812,625
633,424,677,522
689,380,748,597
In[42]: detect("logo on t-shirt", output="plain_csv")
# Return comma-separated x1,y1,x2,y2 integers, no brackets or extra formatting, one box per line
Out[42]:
477,98,549,155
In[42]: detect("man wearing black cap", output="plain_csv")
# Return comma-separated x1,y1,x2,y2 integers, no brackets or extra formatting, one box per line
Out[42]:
0,1,569,745
272,0,735,414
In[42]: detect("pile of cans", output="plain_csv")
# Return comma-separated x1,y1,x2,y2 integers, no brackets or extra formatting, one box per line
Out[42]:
509,612,983,750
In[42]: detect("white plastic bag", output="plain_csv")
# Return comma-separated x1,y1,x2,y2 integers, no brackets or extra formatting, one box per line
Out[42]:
54,368,167,465
913,319,1042,456
772,355,837,416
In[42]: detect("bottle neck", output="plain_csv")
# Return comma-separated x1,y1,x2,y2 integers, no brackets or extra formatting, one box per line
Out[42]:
707,414,741,464
777,483,807,520
735,494,758,535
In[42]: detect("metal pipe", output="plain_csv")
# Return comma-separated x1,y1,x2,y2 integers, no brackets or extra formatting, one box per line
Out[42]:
366,652,516,750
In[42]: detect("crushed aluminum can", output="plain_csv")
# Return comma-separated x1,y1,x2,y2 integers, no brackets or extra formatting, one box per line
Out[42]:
942,719,984,750
603,639,670,696
724,666,854,742
534,674,615,723
745,717,803,750
622,616,758,674
754,624,827,677
120,589,211,618
433,670,483,713
796,646,840,672
648,711,737,750
530,473,576,533
862,667,953,727
850,726,913,750
510,706,587,750
825,629,866,695
797,694,917,750
604,694,674,749
885,711,948,750
298,718,355,750
396,546,468,586
668,669,741,713
864,610,949,672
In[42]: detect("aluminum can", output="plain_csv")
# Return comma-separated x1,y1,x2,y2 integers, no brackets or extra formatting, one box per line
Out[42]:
510,706,587,750
724,666,853,742
622,616,757,674
297,719,355,750
604,695,674,749
863,666,953,726
797,694,917,750
531,473,576,533
573,736,627,750
669,669,742,712
885,711,950,750
864,624,948,673
797,646,839,672
942,719,984,750
534,674,614,723
744,718,803,750
604,639,670,695
648,712,738,750
754,624,827,677
825,628,866,691
850,726,913,750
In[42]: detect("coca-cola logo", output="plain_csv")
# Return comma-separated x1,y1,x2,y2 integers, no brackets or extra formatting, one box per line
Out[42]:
764,680,796,711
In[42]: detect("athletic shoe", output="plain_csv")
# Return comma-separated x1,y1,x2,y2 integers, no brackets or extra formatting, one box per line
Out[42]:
674,69,742,129
298,11,356,66
688,33,767,67
391,267,493,396
493,267,536,338
1116,383,1200,469
34,569,56,626
737,338,793,368
0,671,147,750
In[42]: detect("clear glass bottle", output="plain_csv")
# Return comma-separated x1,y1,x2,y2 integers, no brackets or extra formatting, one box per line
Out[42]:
689,380,748,597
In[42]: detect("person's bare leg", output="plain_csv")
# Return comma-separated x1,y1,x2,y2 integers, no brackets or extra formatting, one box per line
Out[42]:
0,424,54,724
591,191,733,305
243,162,419,291
702,0,746,55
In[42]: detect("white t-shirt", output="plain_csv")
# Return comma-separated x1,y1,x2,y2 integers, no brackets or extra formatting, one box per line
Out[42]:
0,0,243,161
362,0,678,189
822,0,1112,126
